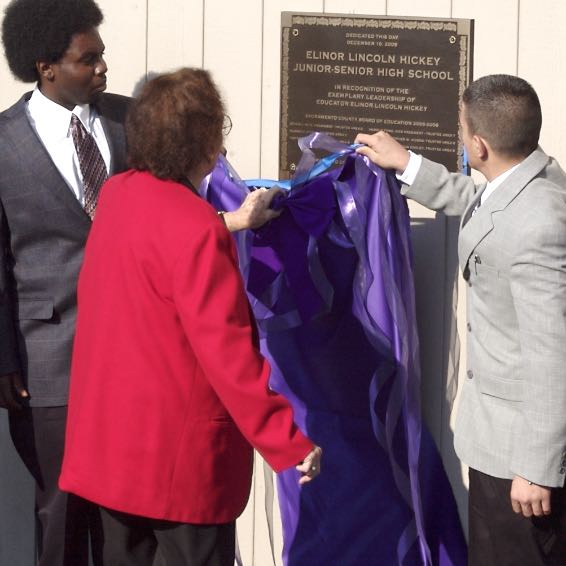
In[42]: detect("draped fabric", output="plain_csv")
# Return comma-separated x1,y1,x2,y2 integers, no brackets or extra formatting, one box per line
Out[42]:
199,134,466,565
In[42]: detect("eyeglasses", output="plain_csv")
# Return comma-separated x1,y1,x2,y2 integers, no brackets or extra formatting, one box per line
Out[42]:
222,114,232,136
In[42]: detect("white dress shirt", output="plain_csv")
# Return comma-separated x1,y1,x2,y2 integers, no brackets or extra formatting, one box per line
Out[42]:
26,88,112,205
397,150,521,207
477,164,520,206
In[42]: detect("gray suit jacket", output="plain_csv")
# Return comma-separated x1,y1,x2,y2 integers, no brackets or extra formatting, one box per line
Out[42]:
0,91,130,406
403,148,566,487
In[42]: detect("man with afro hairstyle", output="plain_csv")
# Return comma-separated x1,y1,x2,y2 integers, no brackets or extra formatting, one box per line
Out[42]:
0,0,130,563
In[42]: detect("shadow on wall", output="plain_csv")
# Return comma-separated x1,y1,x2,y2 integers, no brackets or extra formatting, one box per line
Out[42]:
0,411,35,566
410,212,468,534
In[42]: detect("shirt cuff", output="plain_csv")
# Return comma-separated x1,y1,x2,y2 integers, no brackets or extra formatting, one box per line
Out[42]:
396,150,422,185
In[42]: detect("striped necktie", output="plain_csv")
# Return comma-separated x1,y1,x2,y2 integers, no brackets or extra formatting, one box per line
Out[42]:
70,113,108,219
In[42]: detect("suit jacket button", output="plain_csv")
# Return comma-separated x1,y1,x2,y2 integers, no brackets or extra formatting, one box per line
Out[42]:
467,370,474,379
467,323,472,332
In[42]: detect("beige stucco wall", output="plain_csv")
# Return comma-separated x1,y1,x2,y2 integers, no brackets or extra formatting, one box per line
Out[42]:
1,1,565,563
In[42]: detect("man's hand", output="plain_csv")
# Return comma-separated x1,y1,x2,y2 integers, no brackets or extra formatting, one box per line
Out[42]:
355,131,411,172
510,475,552,517
0,372,28,411
223,187,282,232
296,445,322,485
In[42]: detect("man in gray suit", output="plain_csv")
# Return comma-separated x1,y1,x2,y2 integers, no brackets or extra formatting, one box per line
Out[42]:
0,0,129,563
357,74,566,565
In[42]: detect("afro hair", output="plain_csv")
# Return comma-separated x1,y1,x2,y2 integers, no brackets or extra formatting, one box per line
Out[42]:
2,0,103,83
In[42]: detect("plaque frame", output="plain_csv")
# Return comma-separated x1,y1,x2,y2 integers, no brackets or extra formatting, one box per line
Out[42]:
280,12,474,179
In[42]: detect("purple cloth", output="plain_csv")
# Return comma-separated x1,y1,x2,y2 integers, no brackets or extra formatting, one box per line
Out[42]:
199,137,467,565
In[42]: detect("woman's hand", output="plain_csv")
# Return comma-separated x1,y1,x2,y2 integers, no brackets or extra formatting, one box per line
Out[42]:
223,187,282,232
296,445,322,485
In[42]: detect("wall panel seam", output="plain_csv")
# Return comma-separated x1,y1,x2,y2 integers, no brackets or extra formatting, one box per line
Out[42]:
145,0,149,79
201,0,206,68
259,0,265,179
515,0,521,76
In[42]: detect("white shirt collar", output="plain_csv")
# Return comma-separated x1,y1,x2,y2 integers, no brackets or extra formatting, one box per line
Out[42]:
480,162,522,205
27,87,94,140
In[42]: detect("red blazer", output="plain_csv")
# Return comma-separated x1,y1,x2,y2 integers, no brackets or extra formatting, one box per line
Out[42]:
59,170,312,524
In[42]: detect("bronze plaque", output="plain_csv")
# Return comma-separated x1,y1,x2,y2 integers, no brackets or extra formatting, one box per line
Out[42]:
280,13,473,178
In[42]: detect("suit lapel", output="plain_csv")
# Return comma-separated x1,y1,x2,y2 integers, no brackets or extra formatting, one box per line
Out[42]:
4,95,90,223
458,148,549,272
460,183,486,227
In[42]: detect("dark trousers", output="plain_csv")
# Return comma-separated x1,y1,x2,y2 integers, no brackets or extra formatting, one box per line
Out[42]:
469,468,566,566
99,507,235,566
9,406,103,566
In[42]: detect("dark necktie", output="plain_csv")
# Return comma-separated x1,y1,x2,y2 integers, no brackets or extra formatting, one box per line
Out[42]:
70,113,108,219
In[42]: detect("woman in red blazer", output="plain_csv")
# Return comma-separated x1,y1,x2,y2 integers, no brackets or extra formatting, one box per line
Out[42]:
59,68,321,566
